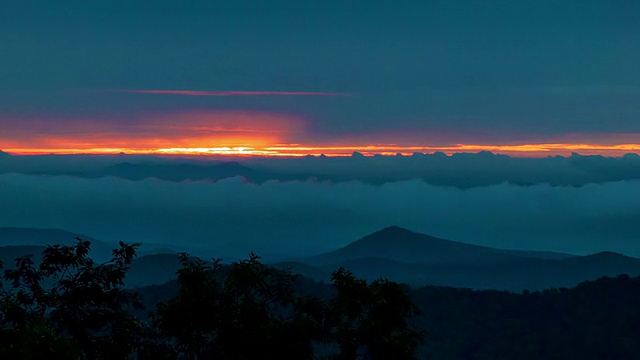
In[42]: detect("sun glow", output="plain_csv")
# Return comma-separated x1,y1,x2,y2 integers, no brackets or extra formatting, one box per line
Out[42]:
6,109,640,158
6,143,640,157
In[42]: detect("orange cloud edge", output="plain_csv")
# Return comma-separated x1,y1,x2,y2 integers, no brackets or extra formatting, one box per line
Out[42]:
5,143,640,158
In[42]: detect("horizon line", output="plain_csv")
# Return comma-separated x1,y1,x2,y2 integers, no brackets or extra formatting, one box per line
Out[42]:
5,142,640,158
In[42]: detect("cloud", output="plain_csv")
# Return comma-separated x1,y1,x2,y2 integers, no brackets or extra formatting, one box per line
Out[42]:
1,172,640,259
114,90,350,97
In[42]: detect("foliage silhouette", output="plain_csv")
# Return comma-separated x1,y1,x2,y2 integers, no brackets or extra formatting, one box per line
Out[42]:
0,239,142,359
0,242,423,359
150,252,316,359
6,238,640,359
326,268,424,359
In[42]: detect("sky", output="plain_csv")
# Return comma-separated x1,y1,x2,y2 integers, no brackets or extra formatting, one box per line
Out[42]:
2,2,640,258
2,0,640,156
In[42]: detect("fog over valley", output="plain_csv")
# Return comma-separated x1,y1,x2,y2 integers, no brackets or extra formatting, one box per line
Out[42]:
2,153,640,259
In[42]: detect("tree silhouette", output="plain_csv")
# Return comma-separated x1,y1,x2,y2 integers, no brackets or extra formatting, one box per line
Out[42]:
326,267,424,360
151,252,319,360
1,242,424,359
0,239,142,359
151,256,423,360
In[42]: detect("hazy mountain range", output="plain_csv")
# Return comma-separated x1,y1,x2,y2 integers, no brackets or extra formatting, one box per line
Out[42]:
279,226,640,291
4,151,640,187
2,226,640,291
4,152,640,259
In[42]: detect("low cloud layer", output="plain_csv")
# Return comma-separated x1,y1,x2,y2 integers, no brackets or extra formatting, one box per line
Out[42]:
6,152,640,188
2,173,640,259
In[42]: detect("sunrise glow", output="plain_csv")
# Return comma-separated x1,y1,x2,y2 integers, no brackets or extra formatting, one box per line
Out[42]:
5,143,640,157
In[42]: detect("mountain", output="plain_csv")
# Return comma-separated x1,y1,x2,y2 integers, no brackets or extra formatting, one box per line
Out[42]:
6,160,274,183
0,227,186,287
0,227,97,246
126,253,182,288
299,226,640,291
100,161,261,182
0,246,181,289
4,226,640,291
307,226,574,266
0,227,117,261
0,245,47,266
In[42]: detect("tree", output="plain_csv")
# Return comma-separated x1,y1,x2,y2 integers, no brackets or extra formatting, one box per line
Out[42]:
326,268,424,360
151,252,318,360
152,257,423,360
1,243,424,359
0,239,143,360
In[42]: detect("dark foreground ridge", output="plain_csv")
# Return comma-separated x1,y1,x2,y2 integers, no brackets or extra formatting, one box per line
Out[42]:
0,241,422,360
3,239,640,359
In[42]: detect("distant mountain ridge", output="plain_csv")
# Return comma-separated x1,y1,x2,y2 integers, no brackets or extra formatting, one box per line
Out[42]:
3,226,640,291
101,161,258,182
7,152,640,187
0,227,99,247
307,226,575,266
0,227,117,262
286,226,640,291
0,228,183,285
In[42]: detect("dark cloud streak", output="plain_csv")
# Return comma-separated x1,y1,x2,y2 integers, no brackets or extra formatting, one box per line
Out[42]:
114,89,350,97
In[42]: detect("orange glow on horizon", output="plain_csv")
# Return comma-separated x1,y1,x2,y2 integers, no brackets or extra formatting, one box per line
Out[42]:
6,109,640,158
6,143,640,157
0,110,303,155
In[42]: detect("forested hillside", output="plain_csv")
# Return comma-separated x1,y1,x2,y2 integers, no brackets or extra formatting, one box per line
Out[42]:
2,241,640,359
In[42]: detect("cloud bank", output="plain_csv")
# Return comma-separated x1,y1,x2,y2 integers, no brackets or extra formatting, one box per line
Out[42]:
2,173,640,259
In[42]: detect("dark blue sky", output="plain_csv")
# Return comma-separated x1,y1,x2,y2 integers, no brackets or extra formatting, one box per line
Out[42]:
2,0,640,152
3,2,640,256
